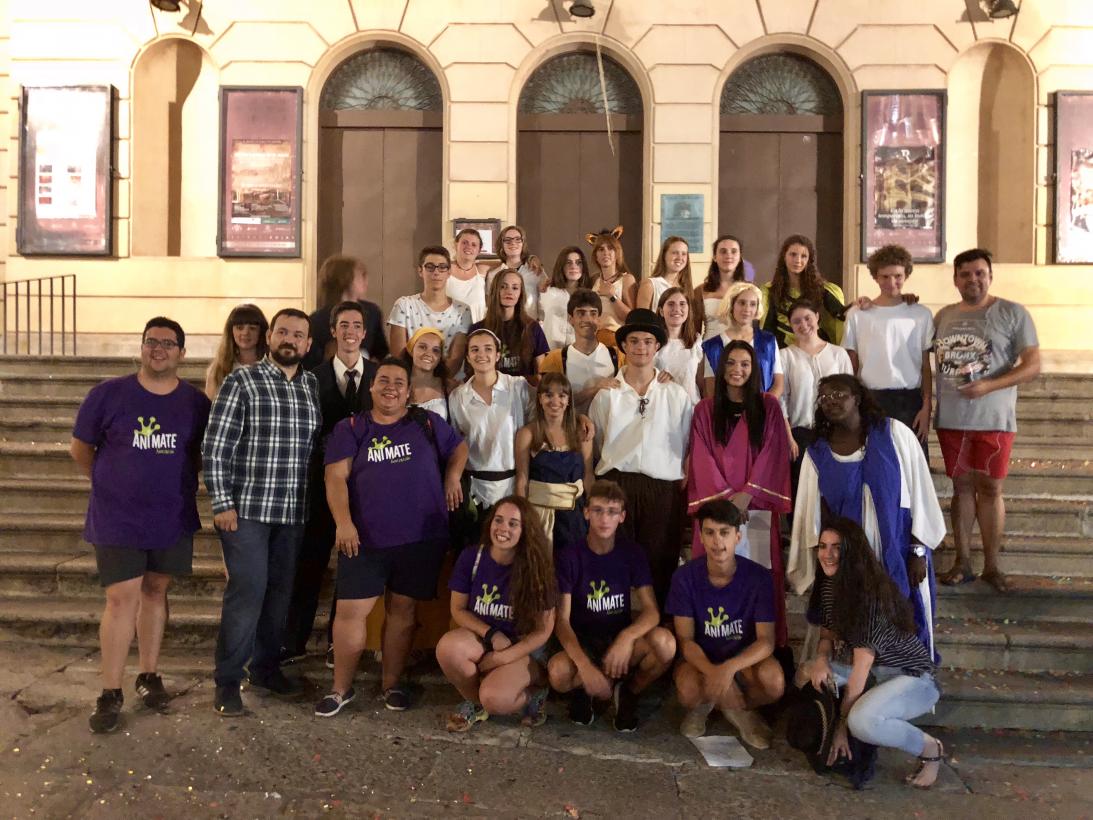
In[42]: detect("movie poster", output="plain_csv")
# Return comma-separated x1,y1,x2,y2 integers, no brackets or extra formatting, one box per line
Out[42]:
873,146,937,230
1067,149,1093,234
218,88,302,257
1053,93,1093,263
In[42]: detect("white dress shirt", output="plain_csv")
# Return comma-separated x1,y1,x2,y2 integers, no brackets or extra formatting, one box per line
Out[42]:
331,354,364,398
589,366,693,481
449,372,533,507
779,343,853,428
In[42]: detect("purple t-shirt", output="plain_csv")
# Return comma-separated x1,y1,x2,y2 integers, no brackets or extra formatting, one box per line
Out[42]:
449,545,517,640
468,320,549,377
72,374,210,550
325,410,462,549
665,556,774,664
556,537,653,640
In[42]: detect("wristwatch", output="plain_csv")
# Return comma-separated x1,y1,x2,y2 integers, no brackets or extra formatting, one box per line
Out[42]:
609,295,617,303
911,545,927,558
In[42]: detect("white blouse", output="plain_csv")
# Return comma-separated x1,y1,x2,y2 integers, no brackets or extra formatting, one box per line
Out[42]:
655,338,703,405
779,342,854,428
446,273,487,323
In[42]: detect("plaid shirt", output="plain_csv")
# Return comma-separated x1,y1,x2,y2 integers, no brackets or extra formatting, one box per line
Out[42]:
202,357,321,525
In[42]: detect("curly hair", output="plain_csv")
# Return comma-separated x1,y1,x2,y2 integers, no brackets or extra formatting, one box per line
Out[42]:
866,244,914,279
770,234,825,310
528,372,582,453
704,234,746,292
482,497,557,636
712,340,765,450
806,516,915,642
549,246,592,290
811,374,887,443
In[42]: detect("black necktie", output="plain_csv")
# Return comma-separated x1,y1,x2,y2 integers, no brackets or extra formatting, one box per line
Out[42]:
345,370,358,409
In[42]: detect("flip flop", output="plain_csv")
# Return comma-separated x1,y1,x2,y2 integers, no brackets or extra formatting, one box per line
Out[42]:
980,570,1011,594
939,568,976,586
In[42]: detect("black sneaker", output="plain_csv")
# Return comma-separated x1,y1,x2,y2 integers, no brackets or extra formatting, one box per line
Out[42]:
613,683,639,733
314,688,356,718
383,686,410,711
214,683,243,716
89,689,123,734
246,668,304,697
135,672,170,711
567,689,595,726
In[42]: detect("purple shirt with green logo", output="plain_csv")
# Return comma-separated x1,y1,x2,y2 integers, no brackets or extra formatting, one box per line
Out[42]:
72,374,210,550
449,546,517,639
665,556,773,664
325,410,462,550
556,537,653,640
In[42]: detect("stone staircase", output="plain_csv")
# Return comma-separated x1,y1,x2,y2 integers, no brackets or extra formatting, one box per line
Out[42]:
0,355,1090,730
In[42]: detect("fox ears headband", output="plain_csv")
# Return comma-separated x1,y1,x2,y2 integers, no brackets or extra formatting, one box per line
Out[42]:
585,225,624,246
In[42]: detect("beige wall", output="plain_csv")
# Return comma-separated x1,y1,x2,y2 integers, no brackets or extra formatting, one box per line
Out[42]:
3,0,1093,356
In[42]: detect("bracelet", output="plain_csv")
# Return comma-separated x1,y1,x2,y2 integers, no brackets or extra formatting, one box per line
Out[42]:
480,627,499,653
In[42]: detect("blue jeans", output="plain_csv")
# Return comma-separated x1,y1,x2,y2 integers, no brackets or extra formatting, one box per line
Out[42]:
214,518,304,686
831,663,940,756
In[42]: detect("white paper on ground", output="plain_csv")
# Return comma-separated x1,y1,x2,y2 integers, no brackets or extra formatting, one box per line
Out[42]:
689,735,754,768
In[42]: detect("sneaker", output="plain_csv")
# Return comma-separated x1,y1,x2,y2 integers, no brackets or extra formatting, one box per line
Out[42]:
446,700,489,732
613,683,639,733
214,683,244,717
680,702,714,738
723,707,772,750
521,685,549,728
246,668,304,697
383,686,411,711
135,672,170,711
314,688,356,718
89,689,123,734
325,646,335,669
567,689,595,726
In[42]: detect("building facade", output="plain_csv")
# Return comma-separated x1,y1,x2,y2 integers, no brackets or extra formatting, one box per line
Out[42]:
2,0,1092,358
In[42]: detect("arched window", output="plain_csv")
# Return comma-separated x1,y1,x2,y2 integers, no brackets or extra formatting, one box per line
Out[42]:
519,52,642,115
721,53,842,116
320,48,442,112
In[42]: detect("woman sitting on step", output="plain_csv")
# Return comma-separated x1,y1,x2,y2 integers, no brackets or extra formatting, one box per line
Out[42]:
796,517,945,789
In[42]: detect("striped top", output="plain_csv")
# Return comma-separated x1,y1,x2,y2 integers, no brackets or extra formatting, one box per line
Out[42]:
811,577,934,676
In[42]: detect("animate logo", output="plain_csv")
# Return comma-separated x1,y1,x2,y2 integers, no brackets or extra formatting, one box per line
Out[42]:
703,606,743,640
365,435,412,464
131,416,177,454
473,584,512,622
585,580,626,614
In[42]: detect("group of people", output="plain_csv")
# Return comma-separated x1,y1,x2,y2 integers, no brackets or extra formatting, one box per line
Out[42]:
70,225,1039,792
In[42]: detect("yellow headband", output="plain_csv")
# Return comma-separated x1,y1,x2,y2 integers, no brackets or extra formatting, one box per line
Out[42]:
406,326,445,354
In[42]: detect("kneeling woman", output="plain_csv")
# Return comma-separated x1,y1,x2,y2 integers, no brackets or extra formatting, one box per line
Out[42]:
799,517,944,789
438,497,557,731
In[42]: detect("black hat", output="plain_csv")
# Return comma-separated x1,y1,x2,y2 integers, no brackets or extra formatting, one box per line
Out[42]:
785,681,879,790
615,308,667,347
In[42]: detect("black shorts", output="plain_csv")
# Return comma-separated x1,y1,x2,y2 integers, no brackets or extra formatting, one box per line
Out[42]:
550,632,619,668
336,538,448,601
94,534,194,588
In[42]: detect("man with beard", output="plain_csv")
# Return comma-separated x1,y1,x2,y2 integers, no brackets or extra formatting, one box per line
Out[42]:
203,308,322,715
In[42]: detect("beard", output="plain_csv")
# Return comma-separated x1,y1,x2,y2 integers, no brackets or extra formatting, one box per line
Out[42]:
271,344,302,366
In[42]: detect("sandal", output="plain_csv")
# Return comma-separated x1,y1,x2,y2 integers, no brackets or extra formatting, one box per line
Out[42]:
980,569,1011,594
939,565,976,586
446,700,489,733
906,738,945,789
521,685,549,727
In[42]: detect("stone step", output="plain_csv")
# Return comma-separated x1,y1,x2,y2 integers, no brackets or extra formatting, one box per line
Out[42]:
1019,373,1093,400
0,373,205,400
0,444,82,478
933,617,1093,674
0,354,209,379
924,669,1093,732
933,496,1092,538
931,575,1093,620
0,477,214,517
0,513,225,554
1014,397,1091,420
931,457,1093,498
934,534,1093,577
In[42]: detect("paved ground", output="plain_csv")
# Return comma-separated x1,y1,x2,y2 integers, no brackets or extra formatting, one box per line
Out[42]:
0,644,1090,819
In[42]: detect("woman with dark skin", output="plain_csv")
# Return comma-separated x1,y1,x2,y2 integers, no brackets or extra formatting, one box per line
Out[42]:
798,518,944,789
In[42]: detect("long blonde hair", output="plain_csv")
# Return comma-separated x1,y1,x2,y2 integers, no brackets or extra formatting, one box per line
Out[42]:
206,303,268,396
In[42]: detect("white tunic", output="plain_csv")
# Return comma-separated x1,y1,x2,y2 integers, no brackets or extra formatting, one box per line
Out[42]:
446,272,487,323
788,419,946,656
589,367,693,482
449,372,532,508
655,339,703,405
779,343,854,428
538,286,576,350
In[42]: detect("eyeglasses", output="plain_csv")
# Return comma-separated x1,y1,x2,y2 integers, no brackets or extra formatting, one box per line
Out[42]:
422,263,451,273
142,338,179,350
637,397,650,418
817,389,851,403
502,236,523,245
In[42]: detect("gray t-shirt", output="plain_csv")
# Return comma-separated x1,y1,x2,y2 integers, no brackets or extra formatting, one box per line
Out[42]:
933,297,1038,432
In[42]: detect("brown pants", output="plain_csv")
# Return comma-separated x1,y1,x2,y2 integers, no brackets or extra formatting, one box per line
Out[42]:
604,470,684,610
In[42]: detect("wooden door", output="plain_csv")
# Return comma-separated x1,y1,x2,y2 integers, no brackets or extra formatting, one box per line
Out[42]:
317,110,443,316
719,115,843,284
518,113,643,276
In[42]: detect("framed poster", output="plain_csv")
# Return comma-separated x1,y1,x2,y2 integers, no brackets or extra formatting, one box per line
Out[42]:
453,218,502,258
861,91,946,262
660,193,704,250
1053,93,1093,263
17,86,114,256
218,87,303,257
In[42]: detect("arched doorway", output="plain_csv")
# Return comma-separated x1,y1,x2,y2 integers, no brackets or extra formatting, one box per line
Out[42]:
317,46,443,314
718,53,844,283
517,51,644,275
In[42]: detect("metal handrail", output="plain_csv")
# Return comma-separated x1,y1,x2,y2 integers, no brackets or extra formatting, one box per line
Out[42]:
1,274,77,355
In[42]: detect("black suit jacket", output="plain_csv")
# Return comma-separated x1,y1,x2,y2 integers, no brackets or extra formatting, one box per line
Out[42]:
311,357,378,441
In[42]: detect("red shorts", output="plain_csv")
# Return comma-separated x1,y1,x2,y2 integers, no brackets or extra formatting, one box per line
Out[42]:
936,429,1015,480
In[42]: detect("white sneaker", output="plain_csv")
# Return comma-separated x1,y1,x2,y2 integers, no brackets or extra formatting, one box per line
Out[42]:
680,703,714,738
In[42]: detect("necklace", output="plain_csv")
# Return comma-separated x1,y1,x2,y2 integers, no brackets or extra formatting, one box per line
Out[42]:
453,259,476,274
